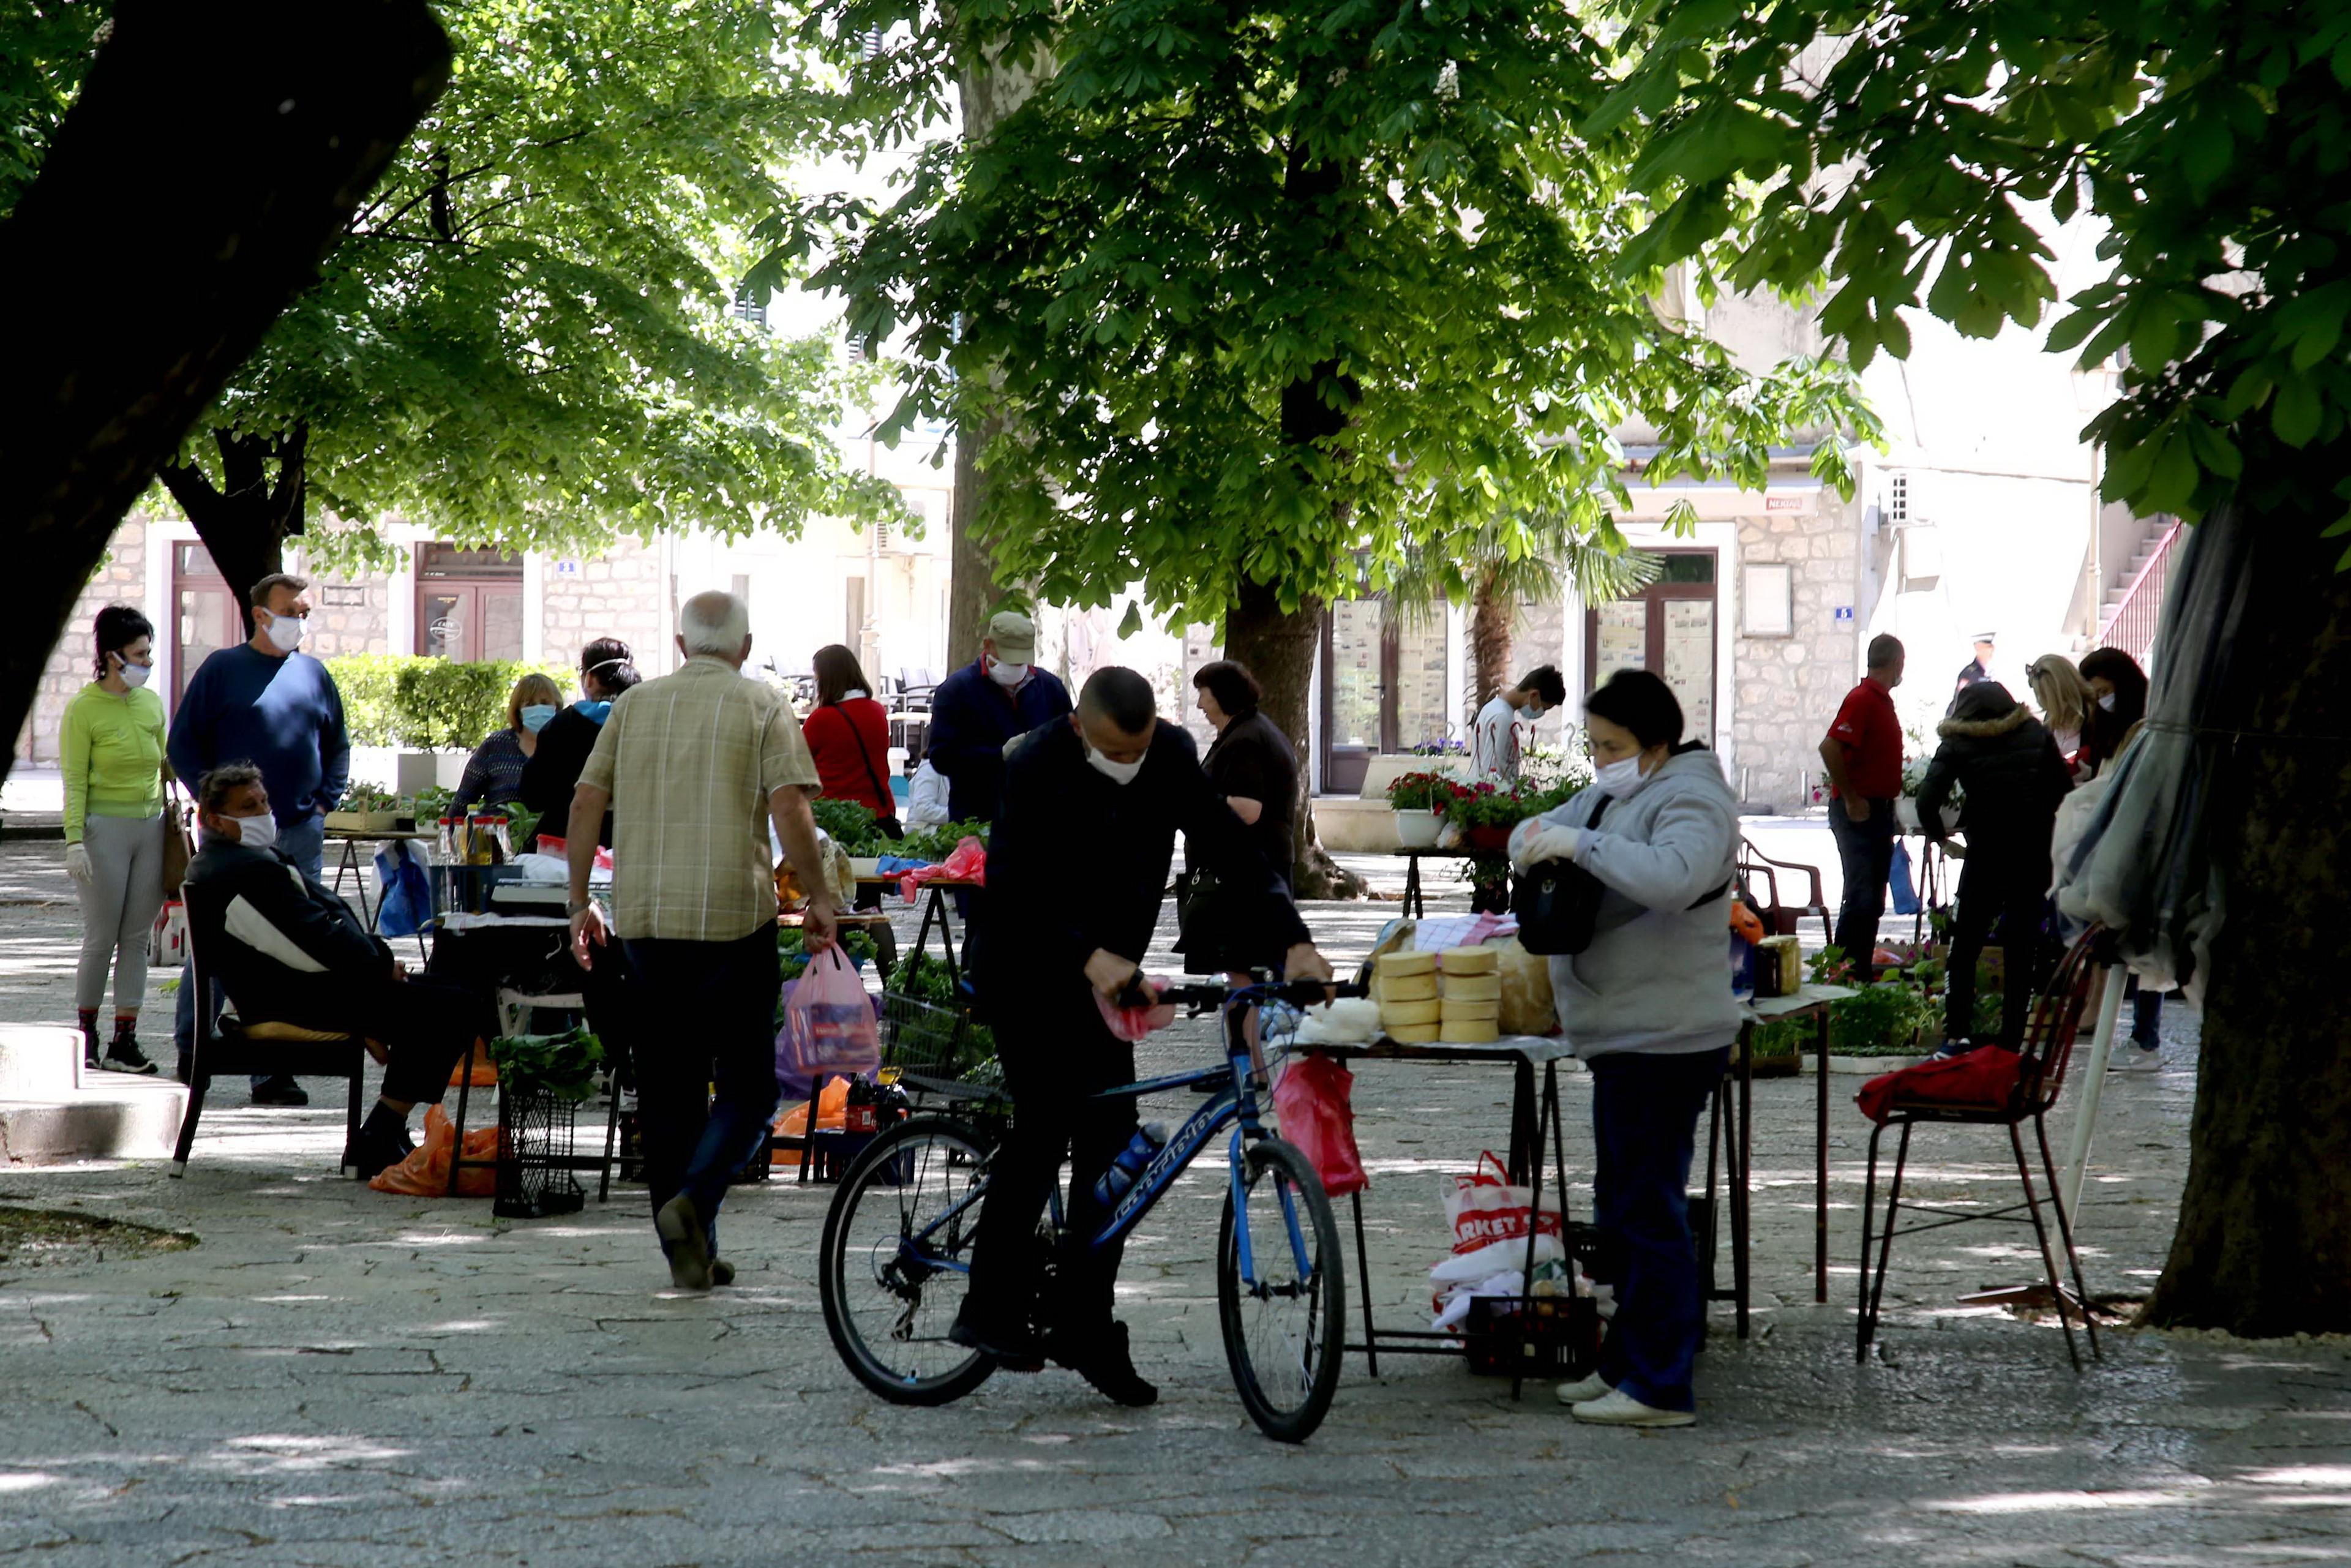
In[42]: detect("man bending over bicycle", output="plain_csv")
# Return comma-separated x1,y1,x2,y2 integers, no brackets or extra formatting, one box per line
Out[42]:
953,666,1334,1405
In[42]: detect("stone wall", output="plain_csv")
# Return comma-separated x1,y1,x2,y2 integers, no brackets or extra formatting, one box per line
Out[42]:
1731,501,1861,810
541,536,665,677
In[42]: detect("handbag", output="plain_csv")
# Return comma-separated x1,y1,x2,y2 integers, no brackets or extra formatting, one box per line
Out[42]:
833,703,905,839
160,782,195,895
1511,796,1612,955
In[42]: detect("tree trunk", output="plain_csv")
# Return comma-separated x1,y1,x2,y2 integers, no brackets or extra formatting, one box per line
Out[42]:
2144,506,2351,1335
158,427,310,636
0,0,448,778
1224,578,1362,899
1469,567,1515,721
943,27,1056,662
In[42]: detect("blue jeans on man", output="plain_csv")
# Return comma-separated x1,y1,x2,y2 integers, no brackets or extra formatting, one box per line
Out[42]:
176,816,326,1087
1590,1045,1731,1414
1826,796,1897,978
621,926,782,1264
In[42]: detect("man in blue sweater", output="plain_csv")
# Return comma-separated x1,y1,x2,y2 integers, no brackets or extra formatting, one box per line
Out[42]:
167,572,350,1100
924,611,1072,824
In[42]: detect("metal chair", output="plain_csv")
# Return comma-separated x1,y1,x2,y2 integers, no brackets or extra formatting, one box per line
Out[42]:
1738,837,1835,948
170,936,370,1179
1854,926,2109,1368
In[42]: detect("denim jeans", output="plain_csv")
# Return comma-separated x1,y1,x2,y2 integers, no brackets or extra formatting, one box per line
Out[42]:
1941,849,2052,1048
175,816,327,1086
1826,797,1896,977
621,927,782,1261
1590,1045,1731,1413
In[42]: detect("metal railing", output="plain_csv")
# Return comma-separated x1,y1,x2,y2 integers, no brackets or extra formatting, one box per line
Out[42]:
2100,518,2182,670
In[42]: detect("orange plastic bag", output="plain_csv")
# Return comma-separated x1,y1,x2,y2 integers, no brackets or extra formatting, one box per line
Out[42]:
771,1076,851,1155
368,1104,498,1197
449,1038,497,1089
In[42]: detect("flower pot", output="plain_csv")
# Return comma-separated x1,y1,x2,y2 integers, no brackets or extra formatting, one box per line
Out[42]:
1393,808,1445,849
1464,824,1513,853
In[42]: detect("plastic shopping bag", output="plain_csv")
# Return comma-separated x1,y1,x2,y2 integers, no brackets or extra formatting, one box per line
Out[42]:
1272,1052,1368,1198
369,1105,497,1197
1888,839,1921,917
1092,976,1177,1042
898,835,988,901
374,839,435,937
779,948,882,1079
1442,1152,1564,1269
773,1076,852,1151
148,898,189,969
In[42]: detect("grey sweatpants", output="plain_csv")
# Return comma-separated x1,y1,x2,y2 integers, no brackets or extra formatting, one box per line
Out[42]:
75,813,166,1013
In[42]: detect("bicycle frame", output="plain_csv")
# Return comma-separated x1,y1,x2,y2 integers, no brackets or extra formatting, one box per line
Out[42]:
898,988,1316,1292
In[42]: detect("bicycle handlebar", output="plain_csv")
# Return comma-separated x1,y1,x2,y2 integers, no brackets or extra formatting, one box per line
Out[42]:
1155,977,1367,1015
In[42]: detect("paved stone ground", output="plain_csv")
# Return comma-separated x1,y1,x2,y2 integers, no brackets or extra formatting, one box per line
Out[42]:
2,839,2345,1566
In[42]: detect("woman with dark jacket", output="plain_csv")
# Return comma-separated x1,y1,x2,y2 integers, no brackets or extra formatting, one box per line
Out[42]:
1175,659,1298,975
519,637,640,847
1916,681,2074,1051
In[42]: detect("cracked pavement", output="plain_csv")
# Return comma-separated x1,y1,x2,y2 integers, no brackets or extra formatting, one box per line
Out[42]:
1,838,2344,1565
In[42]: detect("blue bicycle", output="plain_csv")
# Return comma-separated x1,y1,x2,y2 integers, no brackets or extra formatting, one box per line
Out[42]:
818,977,1356,1442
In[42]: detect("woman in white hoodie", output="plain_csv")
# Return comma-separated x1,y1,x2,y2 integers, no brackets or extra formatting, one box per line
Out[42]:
1508,670,1739,1429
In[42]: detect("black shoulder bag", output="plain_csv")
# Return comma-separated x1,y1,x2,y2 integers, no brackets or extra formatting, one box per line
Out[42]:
1512,796,1611,955
834,703,905,840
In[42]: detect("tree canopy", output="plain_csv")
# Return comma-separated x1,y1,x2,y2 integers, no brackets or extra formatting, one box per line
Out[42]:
808,0,1878,636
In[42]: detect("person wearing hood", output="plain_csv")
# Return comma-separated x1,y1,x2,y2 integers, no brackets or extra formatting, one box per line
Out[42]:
1916,681,2074,1052
520,637,640,849
1507,669,1739,1430
923,610,1073,824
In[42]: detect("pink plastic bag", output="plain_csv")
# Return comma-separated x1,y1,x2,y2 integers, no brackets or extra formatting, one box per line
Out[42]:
1092,977,1177,1041
1273,1052,1368,1198
779,948,881,1078
899,835,988,900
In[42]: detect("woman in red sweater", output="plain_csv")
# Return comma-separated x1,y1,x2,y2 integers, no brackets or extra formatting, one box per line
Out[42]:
801,645,901,835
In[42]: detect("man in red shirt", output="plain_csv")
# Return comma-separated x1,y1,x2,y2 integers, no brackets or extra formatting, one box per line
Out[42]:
1818,634,1906,978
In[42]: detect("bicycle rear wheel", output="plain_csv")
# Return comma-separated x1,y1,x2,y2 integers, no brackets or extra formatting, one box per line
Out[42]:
1216,1136,1345,1442
819,1116,996,1405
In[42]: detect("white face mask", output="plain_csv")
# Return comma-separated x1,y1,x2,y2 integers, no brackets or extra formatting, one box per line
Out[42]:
1594,754,1653,797
1085,743,1146,786
117,656,152,689
2096,692,2118,712
231,812,278,852
260,609,306,653
988,658,1031,688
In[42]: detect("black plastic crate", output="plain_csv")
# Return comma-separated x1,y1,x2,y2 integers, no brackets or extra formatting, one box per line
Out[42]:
1463,1291,1600,1379
495,1081,586,1219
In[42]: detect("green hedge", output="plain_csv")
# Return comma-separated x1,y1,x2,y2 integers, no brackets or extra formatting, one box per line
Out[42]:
322,655,571,750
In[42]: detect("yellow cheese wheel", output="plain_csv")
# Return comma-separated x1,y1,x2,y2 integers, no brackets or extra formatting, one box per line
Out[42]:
1376,949,1438,978
1440,1018,1501,1043
1441,999,1502,1023
1439,946,1500,975
1380,997,1442,1027
1440,973,1502,1002
1378,972,1439,1004
1385,1022,1441,1045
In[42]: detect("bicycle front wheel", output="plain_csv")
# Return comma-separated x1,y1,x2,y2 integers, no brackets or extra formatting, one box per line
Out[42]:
819,1116,996,1406
1216,1135,1345,1442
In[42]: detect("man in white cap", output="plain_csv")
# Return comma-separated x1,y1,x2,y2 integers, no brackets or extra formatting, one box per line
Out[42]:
1950,631,1997,715
924,609,1074,823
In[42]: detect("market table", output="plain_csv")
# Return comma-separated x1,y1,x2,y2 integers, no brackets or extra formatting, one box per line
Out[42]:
1304,1032,1581,1399
1729,983,1854,1311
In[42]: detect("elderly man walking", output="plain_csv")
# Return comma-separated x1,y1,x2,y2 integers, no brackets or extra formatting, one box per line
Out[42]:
564,591,838,1291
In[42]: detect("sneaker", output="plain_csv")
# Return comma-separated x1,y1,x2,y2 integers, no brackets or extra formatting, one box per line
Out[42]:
250,1075,310,1106
78,1019,101,1073
1555,1372,1613,1406
100,1037,160,1076
1929,1037,1973,1060
346,1119,413,1181
948,1307,1046,1371
2113,1041,2162,1071
655,1194,713,1291
1054,1321,1159,1408
1570,1389,1696,1428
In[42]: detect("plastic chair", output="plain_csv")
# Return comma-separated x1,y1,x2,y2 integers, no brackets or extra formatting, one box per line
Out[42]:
170,936,370,1179
1853,926,2109,1368
1738,837,1834,948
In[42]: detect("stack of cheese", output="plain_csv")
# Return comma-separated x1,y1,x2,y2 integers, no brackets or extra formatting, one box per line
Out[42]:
1438,946,1502,1043
1374,950,1441,1043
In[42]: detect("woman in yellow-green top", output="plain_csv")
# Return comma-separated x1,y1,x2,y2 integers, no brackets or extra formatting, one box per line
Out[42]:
62,605,172,1075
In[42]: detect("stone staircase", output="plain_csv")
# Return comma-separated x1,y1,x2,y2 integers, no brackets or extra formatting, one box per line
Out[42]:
2098,517,2183,663
0,1025,187,1164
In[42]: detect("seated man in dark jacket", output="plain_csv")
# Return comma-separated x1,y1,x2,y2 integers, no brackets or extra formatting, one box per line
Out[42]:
182,762,494,1177
1916,682,2075,1051
952,666,1333,1407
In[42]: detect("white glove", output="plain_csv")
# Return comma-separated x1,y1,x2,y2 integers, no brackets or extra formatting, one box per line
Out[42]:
64,843,92,884
1509,825,1583,872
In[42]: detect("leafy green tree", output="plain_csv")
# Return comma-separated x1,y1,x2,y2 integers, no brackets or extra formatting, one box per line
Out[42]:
1596,0,2351,1334
19,0,905,625
1,0,448,770
809,0,1872,891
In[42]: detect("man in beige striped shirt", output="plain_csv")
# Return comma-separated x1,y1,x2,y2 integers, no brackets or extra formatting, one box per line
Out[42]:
566,591,838,1291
